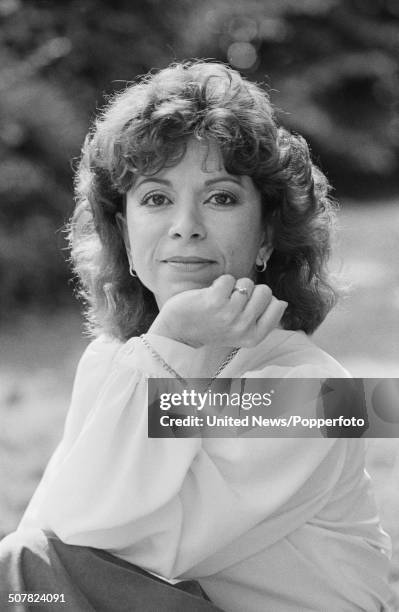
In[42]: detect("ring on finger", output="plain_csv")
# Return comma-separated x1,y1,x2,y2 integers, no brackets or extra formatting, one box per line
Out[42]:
232,286,250,297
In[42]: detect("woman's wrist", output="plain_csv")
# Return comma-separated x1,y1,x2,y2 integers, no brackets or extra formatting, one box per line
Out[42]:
147,318,199,348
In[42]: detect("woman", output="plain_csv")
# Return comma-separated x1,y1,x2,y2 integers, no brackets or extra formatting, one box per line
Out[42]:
0,61,394,611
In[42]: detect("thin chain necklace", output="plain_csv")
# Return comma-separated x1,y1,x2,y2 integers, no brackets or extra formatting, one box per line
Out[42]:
140,335,239,386
211,347,240,380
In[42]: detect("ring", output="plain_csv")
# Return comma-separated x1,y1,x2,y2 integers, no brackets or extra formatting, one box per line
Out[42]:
232,286,249,296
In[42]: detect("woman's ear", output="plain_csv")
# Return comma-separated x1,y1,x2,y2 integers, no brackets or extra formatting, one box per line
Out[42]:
256,245,273,272
257,227,274,265
115,213,138,278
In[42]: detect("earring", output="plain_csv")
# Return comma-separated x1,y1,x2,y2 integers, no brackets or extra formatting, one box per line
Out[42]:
255,258,267,273
129,263,138,278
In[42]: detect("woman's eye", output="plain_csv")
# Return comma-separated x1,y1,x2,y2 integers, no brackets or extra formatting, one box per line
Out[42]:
141,192,171,207
206,191,238,207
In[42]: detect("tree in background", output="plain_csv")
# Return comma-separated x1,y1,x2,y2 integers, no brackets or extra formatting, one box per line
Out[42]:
0,0,398,316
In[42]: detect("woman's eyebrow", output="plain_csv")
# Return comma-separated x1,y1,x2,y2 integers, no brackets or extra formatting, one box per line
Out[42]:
204,176,243,187
134,177,171,189
133,176,243,190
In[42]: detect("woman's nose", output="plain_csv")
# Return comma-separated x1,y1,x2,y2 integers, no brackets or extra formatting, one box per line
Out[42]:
167,203,206,240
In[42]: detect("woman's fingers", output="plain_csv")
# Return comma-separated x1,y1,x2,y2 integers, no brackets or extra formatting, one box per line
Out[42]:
210,274,237,303
241,284,273,321
255,296,288,341
211,278,284,343
231,284,285,346
229,278,255,314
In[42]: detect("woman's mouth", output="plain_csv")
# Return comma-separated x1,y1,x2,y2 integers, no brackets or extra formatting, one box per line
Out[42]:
162,256,216,271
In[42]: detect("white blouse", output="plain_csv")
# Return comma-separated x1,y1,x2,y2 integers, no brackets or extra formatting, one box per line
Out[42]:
19,329,393,611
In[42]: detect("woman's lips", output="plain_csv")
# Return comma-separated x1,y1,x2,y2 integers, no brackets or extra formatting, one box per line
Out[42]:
162,256,216,272
164,257,214,262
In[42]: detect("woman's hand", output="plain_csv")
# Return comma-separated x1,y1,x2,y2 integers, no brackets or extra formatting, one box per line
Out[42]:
148,274,288,348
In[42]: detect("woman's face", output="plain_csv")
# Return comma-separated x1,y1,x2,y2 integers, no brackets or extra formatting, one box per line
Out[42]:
123,139,267,308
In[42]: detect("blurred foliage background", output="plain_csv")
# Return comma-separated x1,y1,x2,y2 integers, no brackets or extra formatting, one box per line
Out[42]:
0,1,398,604
0,0,398,318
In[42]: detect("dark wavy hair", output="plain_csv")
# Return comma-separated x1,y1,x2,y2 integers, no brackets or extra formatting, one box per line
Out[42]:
69,60,339,340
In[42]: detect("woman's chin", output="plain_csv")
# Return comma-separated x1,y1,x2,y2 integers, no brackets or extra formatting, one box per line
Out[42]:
154,278,216,307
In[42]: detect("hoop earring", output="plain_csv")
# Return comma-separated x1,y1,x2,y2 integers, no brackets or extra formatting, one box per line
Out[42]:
129,263,138,278
255,259,267,273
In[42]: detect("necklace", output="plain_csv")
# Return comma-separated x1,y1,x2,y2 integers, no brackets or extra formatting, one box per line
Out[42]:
140,335,239,385
211,347,240,380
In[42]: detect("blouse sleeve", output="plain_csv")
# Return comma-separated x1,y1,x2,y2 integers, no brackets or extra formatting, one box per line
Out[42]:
18,335,348,580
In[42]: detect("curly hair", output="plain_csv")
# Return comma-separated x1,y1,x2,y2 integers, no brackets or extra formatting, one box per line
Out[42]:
70,60,338,340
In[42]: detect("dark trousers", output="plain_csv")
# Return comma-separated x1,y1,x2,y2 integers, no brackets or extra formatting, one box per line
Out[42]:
0,529,224,611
